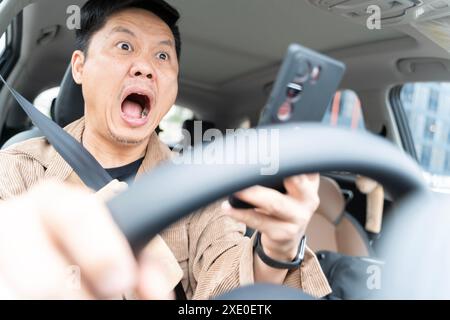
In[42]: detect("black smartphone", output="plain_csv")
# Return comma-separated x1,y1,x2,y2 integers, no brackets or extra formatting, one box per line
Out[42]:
229,43,346,209
258,43,345,126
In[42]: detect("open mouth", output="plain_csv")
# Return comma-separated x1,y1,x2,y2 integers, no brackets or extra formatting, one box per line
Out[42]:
121,92,151,121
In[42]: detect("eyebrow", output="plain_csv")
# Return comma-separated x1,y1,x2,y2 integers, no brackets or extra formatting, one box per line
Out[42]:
158,39,174,47
109,26,136,37
109,26,174,48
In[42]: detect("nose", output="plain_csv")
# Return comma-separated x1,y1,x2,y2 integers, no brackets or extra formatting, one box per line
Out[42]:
129,58,155,80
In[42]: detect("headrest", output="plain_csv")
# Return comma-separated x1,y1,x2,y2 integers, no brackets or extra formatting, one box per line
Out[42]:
54,66,84,127
316,176,346,224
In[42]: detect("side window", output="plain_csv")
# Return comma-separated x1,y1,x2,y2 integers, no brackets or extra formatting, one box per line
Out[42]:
0,16,22,76
399,83,450,190
322,89,365,130
33,87,60,118
0,32,6,57
158,105,194,146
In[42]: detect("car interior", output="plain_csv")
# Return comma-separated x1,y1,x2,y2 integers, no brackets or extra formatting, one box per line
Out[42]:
1,0,450,299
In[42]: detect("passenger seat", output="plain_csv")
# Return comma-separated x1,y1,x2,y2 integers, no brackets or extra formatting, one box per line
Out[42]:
307,177,374,257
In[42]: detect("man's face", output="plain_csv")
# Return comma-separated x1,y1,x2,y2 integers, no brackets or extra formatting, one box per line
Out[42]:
73,8,179,145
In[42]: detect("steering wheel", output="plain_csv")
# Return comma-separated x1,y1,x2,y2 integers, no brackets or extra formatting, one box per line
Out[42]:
106,124,429,299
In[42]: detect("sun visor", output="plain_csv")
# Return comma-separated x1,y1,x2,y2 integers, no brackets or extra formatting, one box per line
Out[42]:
307,0,450,27
412,16,450,52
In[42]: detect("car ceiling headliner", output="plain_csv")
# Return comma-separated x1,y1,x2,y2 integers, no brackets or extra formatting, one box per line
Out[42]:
168,0,404,86
18,0,403,85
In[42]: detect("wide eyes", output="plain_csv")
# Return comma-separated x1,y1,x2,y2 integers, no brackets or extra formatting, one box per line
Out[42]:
116,41,133,52
115,42,171,62
156,52,170,61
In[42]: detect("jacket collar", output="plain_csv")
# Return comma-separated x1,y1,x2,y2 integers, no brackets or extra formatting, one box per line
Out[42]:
39,117,173,187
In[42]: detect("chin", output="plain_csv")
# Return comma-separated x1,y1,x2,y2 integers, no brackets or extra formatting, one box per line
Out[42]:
107,126,151,146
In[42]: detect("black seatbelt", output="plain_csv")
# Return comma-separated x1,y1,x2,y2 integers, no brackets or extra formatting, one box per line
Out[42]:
0,74,113,191
0,74,187,300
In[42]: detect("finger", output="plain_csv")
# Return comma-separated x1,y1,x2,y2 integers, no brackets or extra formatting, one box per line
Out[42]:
0,197,93,299
233,186,309,223
222,201,297,239
96,179,128,202
30,181,137,298
137,235,182,300
284,174,320,212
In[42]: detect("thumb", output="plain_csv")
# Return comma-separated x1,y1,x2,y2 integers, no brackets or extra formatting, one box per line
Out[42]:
95,179,128,202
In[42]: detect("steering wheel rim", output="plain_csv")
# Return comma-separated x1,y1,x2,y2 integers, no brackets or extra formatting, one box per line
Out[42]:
107,123,427,251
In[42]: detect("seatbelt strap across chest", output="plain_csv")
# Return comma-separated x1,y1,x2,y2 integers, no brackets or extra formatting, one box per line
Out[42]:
0,74,113,190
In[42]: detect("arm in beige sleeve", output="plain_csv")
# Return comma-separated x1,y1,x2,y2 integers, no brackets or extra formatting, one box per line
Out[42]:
187,200,331,300
0,151,45,200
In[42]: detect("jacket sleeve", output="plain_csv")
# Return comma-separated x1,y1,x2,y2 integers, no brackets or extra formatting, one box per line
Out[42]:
187,199,332,300
0,150,46,200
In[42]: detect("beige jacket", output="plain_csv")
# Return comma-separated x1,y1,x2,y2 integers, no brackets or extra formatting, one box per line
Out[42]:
0,117,331,299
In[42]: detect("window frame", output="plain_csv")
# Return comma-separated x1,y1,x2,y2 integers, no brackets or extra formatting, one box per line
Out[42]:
0,12,23,83
389,85,419,161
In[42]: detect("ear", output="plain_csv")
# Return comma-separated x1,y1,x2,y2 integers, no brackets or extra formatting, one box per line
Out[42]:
71,50,85,85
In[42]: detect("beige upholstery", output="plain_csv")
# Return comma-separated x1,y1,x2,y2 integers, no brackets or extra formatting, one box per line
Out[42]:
316,176,346,224
335,216,371,256
355,175,384,235
306,177,371,257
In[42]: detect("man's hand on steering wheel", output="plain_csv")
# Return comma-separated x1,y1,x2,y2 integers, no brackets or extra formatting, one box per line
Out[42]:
0,181,178,299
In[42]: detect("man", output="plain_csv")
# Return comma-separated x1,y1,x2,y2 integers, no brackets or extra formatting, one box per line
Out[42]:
0,0,331,299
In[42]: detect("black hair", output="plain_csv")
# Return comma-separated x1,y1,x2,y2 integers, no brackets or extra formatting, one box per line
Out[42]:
75,0,181,59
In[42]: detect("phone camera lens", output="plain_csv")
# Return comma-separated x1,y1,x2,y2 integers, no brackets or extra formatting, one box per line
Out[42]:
295,60,311,82
286,81,303,102
311,65,321,83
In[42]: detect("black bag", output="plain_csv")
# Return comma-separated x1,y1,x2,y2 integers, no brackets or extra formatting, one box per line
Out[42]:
317,251,384,300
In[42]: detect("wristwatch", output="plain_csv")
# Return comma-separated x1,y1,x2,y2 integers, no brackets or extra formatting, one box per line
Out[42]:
253,231,307,270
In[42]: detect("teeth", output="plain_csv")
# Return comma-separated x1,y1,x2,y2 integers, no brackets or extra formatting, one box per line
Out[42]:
141,109,149,118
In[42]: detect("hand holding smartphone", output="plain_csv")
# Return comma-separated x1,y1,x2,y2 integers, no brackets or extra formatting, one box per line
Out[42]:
229,43,346,209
